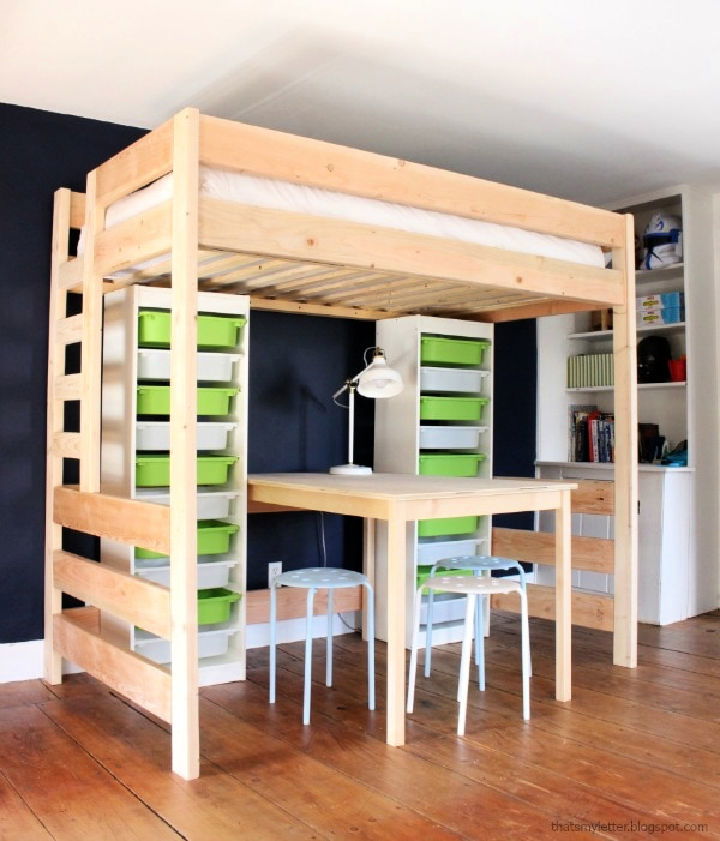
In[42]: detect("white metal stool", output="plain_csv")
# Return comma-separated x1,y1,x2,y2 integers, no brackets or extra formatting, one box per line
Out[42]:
424,555,530,688
269,567,375,725
407,574,530,734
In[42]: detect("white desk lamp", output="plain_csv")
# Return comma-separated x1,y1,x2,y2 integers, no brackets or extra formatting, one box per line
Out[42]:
330,347,403,475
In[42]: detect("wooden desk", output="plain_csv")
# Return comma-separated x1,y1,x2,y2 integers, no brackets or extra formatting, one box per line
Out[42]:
247,472,576,746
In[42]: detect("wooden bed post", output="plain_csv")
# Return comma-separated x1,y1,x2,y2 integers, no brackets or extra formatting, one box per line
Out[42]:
612,214,638,668
44,188,72,684
79,171,103,492
170,107,200,779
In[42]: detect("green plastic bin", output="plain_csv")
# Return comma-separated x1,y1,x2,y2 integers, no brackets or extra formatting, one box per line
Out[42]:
198,588,241,625
417,516,479,538
137,385,238,416
420,396,488,422
419,453,486,477
416,565,473,592
420,335,490,367
138,310,247,350
135,455,238,487
135,519,240,560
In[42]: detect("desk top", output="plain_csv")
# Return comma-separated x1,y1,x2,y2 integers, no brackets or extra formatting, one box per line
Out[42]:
248,473,577,501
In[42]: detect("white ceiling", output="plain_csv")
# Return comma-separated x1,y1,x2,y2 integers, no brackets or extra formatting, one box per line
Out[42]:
3,0,720,204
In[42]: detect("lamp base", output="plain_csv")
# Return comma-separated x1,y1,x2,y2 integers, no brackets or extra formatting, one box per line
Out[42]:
329,464,373,475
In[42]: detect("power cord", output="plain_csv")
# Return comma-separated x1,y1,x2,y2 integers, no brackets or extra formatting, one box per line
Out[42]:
317,511,360,634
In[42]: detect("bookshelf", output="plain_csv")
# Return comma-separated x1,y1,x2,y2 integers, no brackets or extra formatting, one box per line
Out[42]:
536,183,720,623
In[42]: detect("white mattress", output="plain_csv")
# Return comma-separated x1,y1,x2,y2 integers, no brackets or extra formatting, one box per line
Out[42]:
81,166,604,272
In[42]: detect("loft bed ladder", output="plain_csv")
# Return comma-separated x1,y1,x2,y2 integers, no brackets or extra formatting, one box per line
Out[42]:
44,111,201,779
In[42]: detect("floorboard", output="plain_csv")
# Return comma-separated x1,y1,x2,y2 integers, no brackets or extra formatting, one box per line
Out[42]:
0,610,717,840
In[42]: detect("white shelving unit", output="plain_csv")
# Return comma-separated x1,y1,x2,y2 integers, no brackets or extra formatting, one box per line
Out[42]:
537,183,720,622
100,286,249,685
373,315,493,647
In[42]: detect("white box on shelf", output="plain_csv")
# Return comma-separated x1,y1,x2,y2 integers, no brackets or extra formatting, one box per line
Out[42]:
135,628,232,664
136,421,235,451
417,537,487,566
136,559,234,589
137,348,239,382
420,366,489,393
135,491,234,519
419,425,487,450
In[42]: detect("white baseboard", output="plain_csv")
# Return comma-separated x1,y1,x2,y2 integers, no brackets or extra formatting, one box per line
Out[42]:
0,612,360,685
0,639,83,683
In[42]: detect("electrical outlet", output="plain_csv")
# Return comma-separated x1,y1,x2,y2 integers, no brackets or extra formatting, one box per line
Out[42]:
268,561,283,589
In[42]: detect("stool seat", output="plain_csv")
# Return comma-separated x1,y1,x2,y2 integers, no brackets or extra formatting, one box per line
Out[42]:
424,575,523,597
276,568,369,589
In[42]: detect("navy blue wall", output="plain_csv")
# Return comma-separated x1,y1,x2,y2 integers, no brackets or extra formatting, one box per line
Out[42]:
0,102,535,644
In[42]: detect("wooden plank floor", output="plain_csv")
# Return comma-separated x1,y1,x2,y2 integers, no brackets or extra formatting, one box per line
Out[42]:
1,610,718,841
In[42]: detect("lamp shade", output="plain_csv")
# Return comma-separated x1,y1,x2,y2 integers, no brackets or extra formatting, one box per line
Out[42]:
357,349,403,398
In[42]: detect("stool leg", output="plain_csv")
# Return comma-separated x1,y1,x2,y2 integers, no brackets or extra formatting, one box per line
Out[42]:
473,571,481,666
407,585,423,714
303,587,316,726
424,587,434,678
477,595,486,692
519,587,531,721
515,564,532,677
269,582,277,704
364,582,375,710
326,588,334,687
457,594,476,736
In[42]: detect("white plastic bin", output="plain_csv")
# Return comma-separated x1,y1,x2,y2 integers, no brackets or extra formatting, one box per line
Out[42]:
136,421,234,451
420,366,489,393
419,426,486,450
137,348,239,382
135,491,233,519
136,559,234,589
135,628,232,664
417,538,486,566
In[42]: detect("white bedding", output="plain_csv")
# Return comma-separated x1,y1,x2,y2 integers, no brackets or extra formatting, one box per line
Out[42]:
81,166,604,271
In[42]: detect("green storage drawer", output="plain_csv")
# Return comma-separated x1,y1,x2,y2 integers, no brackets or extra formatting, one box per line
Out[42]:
418,516,479,538
137,385,238,416
136,519,240,560
416,565,473,591
138,310,246,350
419,453,486,477
420,335,490,367
198,588,241,625
420,396,488,422
135,455,238,487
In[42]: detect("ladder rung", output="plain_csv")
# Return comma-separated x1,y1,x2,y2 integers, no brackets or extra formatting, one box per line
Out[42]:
59,258,83,292
56,314,83,344
54,373,82,401
53,432,81,459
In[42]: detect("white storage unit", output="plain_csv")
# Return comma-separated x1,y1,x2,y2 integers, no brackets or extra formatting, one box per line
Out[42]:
137,348,239,382
134,489,235,520
136,559,235,589
419,366,489,393
100,286,249,686
418,426,487,450
536,462,695,625
374,315,493,647
135,628,234,665
136,421,235,451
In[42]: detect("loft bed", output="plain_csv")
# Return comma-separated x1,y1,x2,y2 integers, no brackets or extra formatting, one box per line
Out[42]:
45,107,637,780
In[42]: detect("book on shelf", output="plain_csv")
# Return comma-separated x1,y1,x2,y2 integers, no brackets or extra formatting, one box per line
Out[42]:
569,404,615,463
567,353,614,389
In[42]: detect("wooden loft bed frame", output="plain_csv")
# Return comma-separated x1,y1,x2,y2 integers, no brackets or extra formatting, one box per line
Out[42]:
45,107,637,779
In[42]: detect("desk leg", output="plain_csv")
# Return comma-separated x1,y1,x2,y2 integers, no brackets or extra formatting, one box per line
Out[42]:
555,489,572,701
385,512,406,746
362,518,375,642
